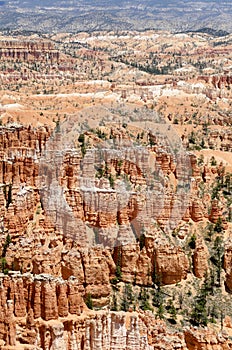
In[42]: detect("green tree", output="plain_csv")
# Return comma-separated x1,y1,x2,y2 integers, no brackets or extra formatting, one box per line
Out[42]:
138,233,145,250
198,154,204,166
6,184,12,209
152,282,164,313
111,293,118,311
0,257,8,274
109,174,115,188
210,236,224,286
78,133,85,144
167,299,177,323
156,303,165,319
210,156,217,166
114,246,122,281
78,134,86,157
188,234,196,249
139,288,153,311
85,293,93,309
190,286,208,326
2,233,11,258
121,284,134,311
189,131,196,144
55,117,60,133
214,217,223,233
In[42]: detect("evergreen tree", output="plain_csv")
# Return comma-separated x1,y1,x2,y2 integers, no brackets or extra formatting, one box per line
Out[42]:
214,217,223,233
0,257,8,274
85,293,93,309
121,284,134,311
167,299,177,323
115,246,122,280
139,288,153,311
6,184,12,209
152,283,164,308
188,234,196,249
190,282,209,326
156,303,165,319
111,293,118,311
2,233,11,258
210,236,224,286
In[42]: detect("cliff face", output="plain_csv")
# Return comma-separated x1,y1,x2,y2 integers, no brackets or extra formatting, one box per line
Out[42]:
193,238,209,278
184,328,232,350
0,124,231,348
0,273,231,350
0,125,226,231
118,239,189,286
224,239,232,292
0,125,229,287
0,40,59,62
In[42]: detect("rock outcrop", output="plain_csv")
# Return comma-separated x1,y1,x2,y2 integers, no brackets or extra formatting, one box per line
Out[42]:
0,122,230,348
0,271,231,350
224,239,232,292
184,327,231,350
0,39,59,62
193,238,209,278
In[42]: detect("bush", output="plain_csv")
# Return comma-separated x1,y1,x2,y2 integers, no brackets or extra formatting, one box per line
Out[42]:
115,265,122,280
109,174,115,188
78,133,85,143
139,288,153,311
2,233,11,258
85,293,93,309
188,234,196,249
138,233,145,250
111,293,118,311
210,156,217,166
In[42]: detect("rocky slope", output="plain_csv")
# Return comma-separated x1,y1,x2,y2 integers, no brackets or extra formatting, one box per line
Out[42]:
0,273,232,350
0,30,232,349
0,120,230,348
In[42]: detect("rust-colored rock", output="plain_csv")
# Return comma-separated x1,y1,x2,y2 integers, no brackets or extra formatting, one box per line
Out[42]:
154,245,189,285
184,327,231,350
224,239,232,292
193,238,209,278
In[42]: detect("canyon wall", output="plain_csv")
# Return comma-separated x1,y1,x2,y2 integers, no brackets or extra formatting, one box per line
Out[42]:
0,273,231,350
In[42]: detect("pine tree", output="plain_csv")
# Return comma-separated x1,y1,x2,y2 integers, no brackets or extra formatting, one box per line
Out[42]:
6,184,12,209
190,283,208,326
139,288,153,311
156,304,165,319
111,293,118,311
121,284,134,311
210,236,224,286
167,300,177,322
85,293,93,309
2,233,11,258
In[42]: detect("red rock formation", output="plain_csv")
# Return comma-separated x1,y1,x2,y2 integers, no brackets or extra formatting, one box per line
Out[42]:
193,238,209,278
209,198,223,223
0,122,230,349
119,238,189,286
184,327,231,350
3,274,230,350
190,199,204,222
224,239,232,292
0,39,59,62
154,245,189,284
190,154,202,180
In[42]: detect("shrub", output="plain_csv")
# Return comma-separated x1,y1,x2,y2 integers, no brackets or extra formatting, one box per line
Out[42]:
85,293,93,309
188,234,196,249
